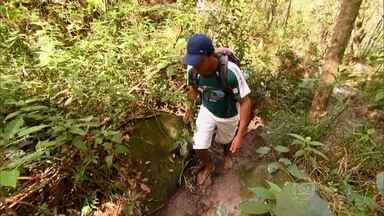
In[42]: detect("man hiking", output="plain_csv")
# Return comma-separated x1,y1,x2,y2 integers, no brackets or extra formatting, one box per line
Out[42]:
183,34,252,185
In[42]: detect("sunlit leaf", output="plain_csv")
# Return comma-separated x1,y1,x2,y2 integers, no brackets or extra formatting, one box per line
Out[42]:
240,201,271,214
249,186,275,200
289,133,306,142
256,146,271,155
274,145,290,153
278,158,292,166
286,164,308,180
70,127,87,136
267,181,282,197
4,117,24,140
275,183,331,216
4,111,22,121
307,147,328,160
20,105,48,112
0,169,20,188
17,125,49,137
4,150,46,169
294,150,305,158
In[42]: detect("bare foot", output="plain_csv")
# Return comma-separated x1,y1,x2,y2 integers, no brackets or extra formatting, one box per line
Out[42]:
197,164,215,185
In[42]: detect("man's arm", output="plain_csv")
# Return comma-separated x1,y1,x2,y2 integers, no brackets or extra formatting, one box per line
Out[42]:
230,95,252,153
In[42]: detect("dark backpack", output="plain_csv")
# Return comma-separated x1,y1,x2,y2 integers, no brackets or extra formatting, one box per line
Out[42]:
190,49,241,96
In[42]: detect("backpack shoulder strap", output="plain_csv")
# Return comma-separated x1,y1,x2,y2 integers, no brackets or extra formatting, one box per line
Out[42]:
217,54,233,95
190,67,199,89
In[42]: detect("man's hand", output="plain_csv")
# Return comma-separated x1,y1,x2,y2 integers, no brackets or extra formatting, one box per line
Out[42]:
230,96,252,154
230,134,243,153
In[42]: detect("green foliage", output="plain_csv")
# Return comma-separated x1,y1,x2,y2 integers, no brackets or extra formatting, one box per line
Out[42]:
342,180,380,215
0,169,20,188
289,133,328,161
240,182,331,216
265,105,343,148
0,92,125,187
343,123,384,171
255,144,308,181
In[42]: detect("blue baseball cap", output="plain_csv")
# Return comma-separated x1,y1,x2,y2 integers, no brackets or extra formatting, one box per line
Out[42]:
183,34,215,66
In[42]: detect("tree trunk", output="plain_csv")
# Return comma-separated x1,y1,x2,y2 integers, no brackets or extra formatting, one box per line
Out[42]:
309,0,363,122
284,0,292,30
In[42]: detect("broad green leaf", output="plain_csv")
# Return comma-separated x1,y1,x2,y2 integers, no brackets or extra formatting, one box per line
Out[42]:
70,127,87,136
20,105,48,112
275,183,331,216
4,150,46,169
267,181,282,197
286,164,308,180
78,116,94,122
310,141,324,147
307,147,329,160
27,113,46,121
289,133,306,142
377,172,384,196
17,125,49,137
291,140,303,146
24,98,43,104
278,158,292,166
4,117,24,140
0,169,20,188
274,145,290,153
35,137,66,150
240,201,271,214
256,146,271,155
249,186,275,200
294,150,305,158
4,111,22,121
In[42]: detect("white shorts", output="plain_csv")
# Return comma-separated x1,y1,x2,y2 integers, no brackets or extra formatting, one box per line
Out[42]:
193,106,239,150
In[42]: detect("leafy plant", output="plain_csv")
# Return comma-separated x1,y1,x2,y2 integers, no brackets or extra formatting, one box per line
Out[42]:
240,182,331,216
0,169,20,188
255,145,308,181
0,95,126,188
289,133,328,161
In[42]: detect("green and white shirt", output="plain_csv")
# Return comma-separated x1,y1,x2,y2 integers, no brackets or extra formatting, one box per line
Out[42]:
187,61,251,119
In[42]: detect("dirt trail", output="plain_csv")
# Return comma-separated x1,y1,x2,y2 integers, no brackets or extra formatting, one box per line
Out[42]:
160,129,267,216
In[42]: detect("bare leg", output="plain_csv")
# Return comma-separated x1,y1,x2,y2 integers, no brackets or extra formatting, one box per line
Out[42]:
195,149,215,185
223,143,233,170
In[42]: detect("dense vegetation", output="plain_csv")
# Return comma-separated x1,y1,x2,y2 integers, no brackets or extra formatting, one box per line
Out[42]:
0,0,383,215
